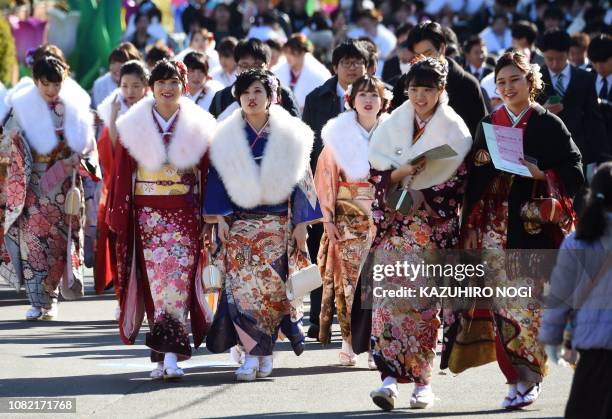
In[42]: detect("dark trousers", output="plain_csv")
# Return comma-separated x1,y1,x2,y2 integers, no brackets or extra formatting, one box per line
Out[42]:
306,223,324,327
565,349,612,419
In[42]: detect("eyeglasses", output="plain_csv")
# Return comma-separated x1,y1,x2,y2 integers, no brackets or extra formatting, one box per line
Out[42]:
237,61,266,71
339,59,366,69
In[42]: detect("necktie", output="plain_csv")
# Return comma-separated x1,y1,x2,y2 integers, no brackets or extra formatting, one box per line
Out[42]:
555,73,565,97
599,77,609,101
473,69,480,80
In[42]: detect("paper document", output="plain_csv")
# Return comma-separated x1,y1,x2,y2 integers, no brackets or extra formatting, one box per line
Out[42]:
408,144,458,163
482,122,532,177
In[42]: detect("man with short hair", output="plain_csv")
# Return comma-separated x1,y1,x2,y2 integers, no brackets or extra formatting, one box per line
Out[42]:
92,42,142,107
537,29,609,172
587,34,612,160
208,38,299,118
463,35,494,81
405,21,487,137
511,20,545,66
301,39,369,340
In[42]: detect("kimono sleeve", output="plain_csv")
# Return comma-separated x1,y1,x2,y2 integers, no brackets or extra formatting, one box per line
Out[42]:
291,166,322,225
314,147,339,223
203,164,234,216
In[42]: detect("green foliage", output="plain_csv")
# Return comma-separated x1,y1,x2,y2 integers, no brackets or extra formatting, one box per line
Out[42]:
0,15,16,86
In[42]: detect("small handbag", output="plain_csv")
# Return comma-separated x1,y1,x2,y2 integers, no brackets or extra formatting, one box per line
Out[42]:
286,263,322,302
386,185,414,215
64,168,81,216
520,176,572,235
201,225,223,292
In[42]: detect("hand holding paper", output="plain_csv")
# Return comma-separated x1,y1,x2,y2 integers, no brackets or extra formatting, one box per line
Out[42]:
482,122,533,177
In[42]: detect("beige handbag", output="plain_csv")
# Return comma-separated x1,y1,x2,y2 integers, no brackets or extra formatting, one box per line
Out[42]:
64,168,81,216
286,263,322,302
201,225,223,292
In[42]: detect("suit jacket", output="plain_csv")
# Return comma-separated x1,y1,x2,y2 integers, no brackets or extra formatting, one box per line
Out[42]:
208,84,300,119
302,76,342,172
463,63,494,81
382,55,401,84
538,65,610,164
446,58,488,137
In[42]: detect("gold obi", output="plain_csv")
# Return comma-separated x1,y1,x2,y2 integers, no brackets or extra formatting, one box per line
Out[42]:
135,164,197,196
336,181,374,216
32,142,71,164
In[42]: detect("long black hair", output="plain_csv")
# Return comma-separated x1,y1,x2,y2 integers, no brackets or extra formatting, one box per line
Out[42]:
576,162,612,242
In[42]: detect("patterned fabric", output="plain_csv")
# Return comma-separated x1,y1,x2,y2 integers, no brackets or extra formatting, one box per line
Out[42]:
368,163,467,384
136,203,199,361
316,146,375,344
205,122,322,356
0,106,90,308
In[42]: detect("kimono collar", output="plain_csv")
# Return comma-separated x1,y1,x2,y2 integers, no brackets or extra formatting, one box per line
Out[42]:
9,83,94,155
116,96,215,171
209,104,314,209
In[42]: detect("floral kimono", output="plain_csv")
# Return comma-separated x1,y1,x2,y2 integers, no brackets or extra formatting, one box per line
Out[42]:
204,105,322,357
354,98,472,384
316,110,382,344
444,103,584,384
0,83,97,309
108,96,216,362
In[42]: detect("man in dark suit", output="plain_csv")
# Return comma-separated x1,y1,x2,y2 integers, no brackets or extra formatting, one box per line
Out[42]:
463,36,494,82
405,22,488,137
301,39,369,339
537,29,609,173
208,38,300,118
588,34,612,168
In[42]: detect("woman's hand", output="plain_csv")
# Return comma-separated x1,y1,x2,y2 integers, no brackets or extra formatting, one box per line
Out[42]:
62,155,80,173
110,95,121,120
463,229,478,250
217,217,230,243
390,158,427,184
292,223,308,252
520,159,546,180
323,221,342,244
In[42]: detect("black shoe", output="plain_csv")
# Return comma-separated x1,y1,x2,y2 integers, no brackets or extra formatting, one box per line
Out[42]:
292,341,305,356
307,324,319,340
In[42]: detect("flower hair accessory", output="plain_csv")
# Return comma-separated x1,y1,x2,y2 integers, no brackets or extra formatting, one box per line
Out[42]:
174,60,189,78
266,74,280,105
25,48,37,68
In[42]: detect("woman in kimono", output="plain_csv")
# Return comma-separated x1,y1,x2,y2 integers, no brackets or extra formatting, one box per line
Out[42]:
453,51,583,409
364,58,472,410
272,33,331,112
0,56,97,320
108,59,216,380
204,69,322,381
316,75,389,367
94,60,148,310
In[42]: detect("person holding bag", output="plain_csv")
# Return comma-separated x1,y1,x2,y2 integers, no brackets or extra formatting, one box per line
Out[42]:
455,50,584,410
315,75,390,368
0,55,98,321
108,59,215,380
363,57,472,411
204,69,322,382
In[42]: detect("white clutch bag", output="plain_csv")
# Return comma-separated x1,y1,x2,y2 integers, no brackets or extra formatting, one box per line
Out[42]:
201,226,223,292
64,169,81,216
286,264,322,302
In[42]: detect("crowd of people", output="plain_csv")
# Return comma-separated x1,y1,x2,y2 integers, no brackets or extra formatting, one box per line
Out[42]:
0,0,611,417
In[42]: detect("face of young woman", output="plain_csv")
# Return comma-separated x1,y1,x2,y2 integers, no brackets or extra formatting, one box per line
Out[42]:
495,64,531,109
120,73,147,106
191,33,208,52
353,88,382,118
239,80,270,116
187,68,206,90
35,78,63,103
153,77,182,106
406,83,442,118
285,50,305,70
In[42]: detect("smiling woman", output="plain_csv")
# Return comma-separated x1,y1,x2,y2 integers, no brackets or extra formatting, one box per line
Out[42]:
108,58,217,382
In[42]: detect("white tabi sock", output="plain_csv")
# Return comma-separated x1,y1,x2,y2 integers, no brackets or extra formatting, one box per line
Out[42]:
341,339,354,355
164,352,179,369
382,376,398,389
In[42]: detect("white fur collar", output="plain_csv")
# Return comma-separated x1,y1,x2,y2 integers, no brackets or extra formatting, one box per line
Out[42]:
369,99,472,190
273,53,331,108
322,111,388,181
10,83,94,155
116,96,215,171
209,105,314,209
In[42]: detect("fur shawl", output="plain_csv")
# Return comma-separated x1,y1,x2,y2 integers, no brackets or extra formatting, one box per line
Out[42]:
9,82,95,155
273,53,331,108
321,110,389,181
209,104,314,209
116,96,215,171
369,98,472,190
